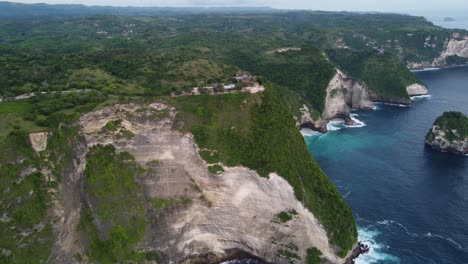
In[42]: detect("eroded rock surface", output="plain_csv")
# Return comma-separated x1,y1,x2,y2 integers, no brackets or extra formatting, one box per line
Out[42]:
426,126,468,155
406,83,429,96
72,103,346,263
29,132,48,152
439,38,468,60
303,69,374,132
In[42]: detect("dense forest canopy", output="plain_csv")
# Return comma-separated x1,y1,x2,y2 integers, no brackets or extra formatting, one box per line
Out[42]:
1,8,463,109
1,5,467,261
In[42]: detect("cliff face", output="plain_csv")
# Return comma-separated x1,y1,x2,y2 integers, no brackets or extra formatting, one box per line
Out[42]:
409,35,468,69
300,69,428,132
53,103,346,264
425,112,468,155
438,37,468,61
426,126,468,155
301,69,374,132
406,83,429,96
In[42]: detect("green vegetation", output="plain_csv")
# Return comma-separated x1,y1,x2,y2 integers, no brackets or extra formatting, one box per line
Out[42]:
229,47,336,113
445,55,468,66
1,8,456,260
172,85,357,256
0,91,107,138
81,144,147,263
277,249,300,263
0,171,53,264
103,119,122,132
199,150,221,164
152,198,177,214
0,100,45,137
46,124,83,181
427,111,468,142
277,210,298,223
327,49,421,102
208,164,224,174
0,131,54,263
0,10,444,115
306,247,324,264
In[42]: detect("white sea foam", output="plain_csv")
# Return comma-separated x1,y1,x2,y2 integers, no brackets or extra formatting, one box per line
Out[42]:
355,227,400,264
300,128,323,137
411,68,440,72
375,102,409,108
347,114,366,128
327,120,346,131
410,95,432,101
221,260,263,264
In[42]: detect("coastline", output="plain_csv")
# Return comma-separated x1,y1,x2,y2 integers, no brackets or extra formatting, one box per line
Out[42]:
410,64,468,72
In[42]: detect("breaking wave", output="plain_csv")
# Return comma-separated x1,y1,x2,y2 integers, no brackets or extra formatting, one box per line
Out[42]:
355,227,400,264
327,120,346,131
325,114,367,131
375,102,409,108
411,68,440,72
411,95,432,101
347,113,366,128
300,128,323,137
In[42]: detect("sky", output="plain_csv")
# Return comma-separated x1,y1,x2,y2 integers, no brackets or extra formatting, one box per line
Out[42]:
8,0,468,12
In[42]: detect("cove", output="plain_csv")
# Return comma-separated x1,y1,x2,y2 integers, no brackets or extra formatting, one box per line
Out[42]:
305,66,468,263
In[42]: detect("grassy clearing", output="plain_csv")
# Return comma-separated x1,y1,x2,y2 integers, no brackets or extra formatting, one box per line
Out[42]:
0,100,46,137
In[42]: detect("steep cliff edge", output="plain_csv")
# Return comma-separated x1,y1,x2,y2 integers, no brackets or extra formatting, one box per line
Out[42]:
426,111,468,155
327,50,427,105
40,87,357,264
408,35,468,70
434,36,468,67
73,103,344,263
300,67,428,132
406,83,429,96
322,70,373,121
300,69,374,132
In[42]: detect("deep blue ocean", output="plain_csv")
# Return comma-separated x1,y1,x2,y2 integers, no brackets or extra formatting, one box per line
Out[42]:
302,66,468,264
224,67,468,264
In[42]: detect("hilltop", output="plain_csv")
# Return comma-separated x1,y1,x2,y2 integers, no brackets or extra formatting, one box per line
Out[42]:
426,111,468,155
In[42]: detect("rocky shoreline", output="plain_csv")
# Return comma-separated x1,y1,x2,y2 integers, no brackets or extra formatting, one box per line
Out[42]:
344,242,371,264
409,63,468,72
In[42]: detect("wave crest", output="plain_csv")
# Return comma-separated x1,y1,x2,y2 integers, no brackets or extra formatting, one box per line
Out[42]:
356,227,400,264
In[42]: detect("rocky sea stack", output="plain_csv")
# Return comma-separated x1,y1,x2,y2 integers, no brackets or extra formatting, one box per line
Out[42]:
426,111,468,155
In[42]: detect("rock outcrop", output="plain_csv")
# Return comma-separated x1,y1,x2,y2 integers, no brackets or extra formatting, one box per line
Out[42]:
67,103,347,264
409,36,468,70
425,112,468,155
406,83,429,96
439,38,468,60
29,132,48,152
301,69,374,132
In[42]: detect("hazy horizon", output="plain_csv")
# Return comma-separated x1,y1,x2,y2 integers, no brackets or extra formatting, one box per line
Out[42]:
6,0,468,13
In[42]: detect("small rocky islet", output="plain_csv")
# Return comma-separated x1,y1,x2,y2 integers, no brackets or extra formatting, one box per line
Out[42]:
426,111,468,155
